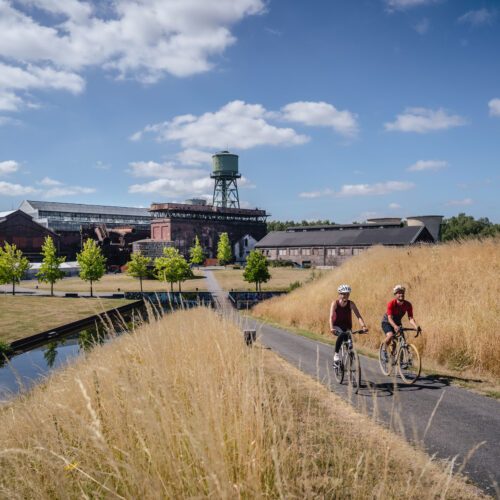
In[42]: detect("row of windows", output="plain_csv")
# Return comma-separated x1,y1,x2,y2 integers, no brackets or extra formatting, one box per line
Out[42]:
273,247,366,257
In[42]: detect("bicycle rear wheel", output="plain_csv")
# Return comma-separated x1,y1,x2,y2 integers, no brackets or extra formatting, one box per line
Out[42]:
378,342,392,376
333,346,345,384
398,343,421,384
346,350,361,392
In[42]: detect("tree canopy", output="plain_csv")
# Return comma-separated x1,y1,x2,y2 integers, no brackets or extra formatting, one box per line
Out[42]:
189,236,204,266
0,242,30,295
154,247,192,292
441,213,500,241
37,236,66,296
267,220,334,232
243,250,271,292
217,232,232,266
127,251,151,292
76,239,106,297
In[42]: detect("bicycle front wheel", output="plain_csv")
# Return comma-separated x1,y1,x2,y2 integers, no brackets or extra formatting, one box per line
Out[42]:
346,350,361,392
379,342,392,376
398,343,421,384
333,346,345,384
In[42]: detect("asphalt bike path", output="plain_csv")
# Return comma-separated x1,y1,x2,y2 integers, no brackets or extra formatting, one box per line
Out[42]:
203,270,500,495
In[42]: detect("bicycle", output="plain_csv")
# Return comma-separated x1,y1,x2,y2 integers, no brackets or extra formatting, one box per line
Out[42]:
379,327,422,384
333,329,367,393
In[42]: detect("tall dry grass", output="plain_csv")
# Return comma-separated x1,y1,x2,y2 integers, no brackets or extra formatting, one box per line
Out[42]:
254,239,500,378
0,308,482,498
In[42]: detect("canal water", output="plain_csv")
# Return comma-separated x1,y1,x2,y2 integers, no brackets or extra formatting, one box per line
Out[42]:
0,325,115,401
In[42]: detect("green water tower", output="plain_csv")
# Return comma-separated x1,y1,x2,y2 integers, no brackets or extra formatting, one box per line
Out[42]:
211,151,241,208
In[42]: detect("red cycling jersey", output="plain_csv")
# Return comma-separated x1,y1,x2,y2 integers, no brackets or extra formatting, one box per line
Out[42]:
384,299,413,325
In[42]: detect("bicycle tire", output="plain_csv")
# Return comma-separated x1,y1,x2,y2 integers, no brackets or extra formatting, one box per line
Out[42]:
333,345,345,384
347,350,361,392
398,343,421,384
378,342,392,376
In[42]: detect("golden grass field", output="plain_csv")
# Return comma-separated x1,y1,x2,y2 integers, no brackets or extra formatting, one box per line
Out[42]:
213,267,311,290
21,273,207,293
253,239,500,380
0,308,481,498
0,296,133,343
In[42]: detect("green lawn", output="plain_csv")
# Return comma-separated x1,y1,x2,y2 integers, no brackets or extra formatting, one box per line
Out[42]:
213,267,314,291
0,296,134,343
21,273,207,293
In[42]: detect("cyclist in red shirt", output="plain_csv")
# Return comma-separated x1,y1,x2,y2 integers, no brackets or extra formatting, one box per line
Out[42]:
382,285,421,358
330,284,368,366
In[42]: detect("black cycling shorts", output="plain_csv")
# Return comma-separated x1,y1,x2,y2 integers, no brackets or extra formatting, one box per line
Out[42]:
381,322,397,335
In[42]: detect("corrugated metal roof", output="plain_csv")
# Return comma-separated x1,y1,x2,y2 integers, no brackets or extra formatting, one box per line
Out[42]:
256,226,431,247
23,200,151,217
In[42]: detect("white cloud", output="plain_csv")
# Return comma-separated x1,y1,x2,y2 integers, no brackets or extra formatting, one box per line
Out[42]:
385,107,466,133
0,181,38,196
407,159,448,172
94,161,111,170
446,198,473,206
135,100,309,149
176,149,213,166
0,160,20,175
385,0,438,11
0,0,265,111
389,203,401,209
338,181,414,197
43,186,96,198
299,181,415,198
38,177,63,186
458,9,496,27
488,98,500,117
281,101,359,138
414,18,430,35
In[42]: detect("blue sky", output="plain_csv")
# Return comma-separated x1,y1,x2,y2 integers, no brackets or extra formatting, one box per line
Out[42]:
0,0,499,223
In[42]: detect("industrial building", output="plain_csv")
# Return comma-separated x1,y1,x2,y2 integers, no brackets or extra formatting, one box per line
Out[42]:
18,200,151,261
136,151,269,261
255,216,442,267
0,210,60,260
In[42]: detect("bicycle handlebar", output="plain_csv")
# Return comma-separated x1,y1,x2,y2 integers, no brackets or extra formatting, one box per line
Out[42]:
398,327,422,338
351,329,369,335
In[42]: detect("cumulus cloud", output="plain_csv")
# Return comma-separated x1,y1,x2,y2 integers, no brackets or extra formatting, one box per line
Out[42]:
299,181,415,198
458,9,496,27
0,181,38,196
0,160,20,175
407,159,448,172
446,198,473,206
281,101,359,138
176,149,213,166
0,0,264,113
133,100,309,149
385,0,438,11
488,98,500,117
43,186,96,198
38,177,63,186
385,107,466,133
389,203,401,209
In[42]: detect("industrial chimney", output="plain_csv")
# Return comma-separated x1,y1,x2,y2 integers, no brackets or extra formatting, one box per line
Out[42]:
211,151,241,208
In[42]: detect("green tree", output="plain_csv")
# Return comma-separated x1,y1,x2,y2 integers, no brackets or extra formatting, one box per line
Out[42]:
243,249,271,292
76,239,106,297
189,236,204,267
217,232,232,266
154,247,192,292
127,251,151,292
0,242,30,295
441,213,500,241
37,236,66,296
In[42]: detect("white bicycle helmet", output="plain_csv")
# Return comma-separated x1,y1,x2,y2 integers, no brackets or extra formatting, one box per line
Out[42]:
337,284,352,294
393,284,406,294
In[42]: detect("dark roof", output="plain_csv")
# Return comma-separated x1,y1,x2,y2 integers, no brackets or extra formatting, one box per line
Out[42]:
256,226,434,247
287,222,402,231
0,209,59,235
23,200,150,217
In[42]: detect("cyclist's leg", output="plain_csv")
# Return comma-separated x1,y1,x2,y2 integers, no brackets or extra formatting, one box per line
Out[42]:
381,321,395,348
334,328,348,353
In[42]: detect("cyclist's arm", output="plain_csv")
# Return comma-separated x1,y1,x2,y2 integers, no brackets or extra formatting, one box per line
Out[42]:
350,301,368,331
408,317,420,330
329,301,337,331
